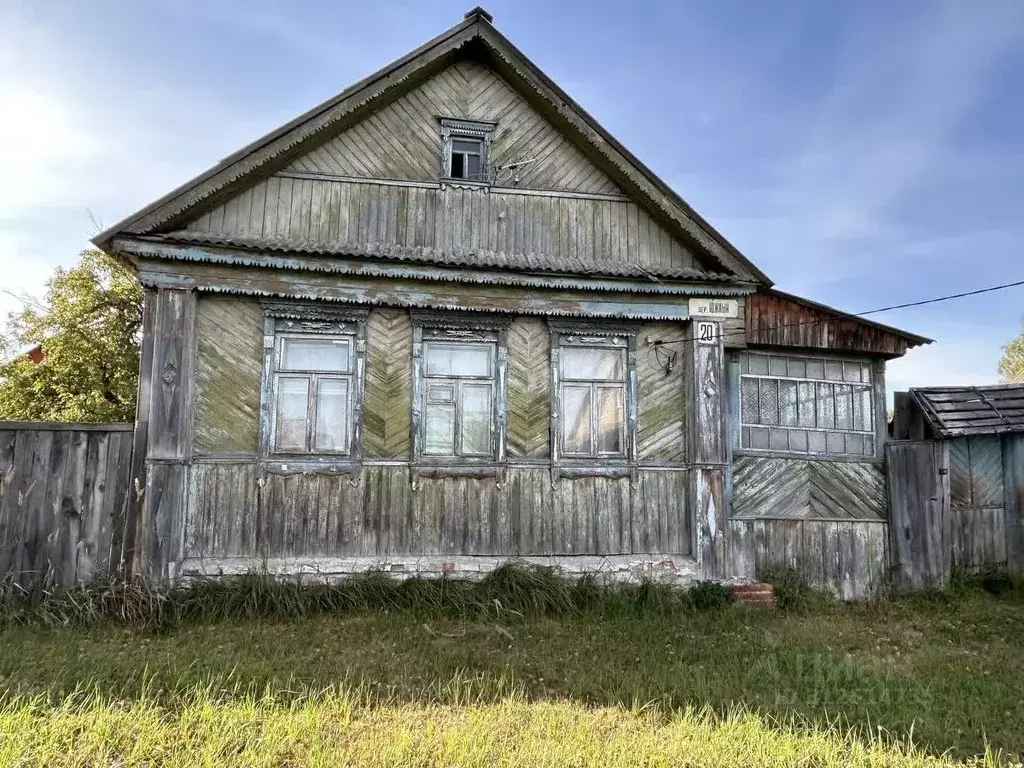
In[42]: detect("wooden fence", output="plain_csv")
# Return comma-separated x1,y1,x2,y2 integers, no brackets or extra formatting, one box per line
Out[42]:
0,422,133,593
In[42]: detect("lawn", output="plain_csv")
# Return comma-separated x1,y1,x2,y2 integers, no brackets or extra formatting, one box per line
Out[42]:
0,574,1021,766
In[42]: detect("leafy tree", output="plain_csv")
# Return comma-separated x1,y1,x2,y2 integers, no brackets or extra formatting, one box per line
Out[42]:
0,249,143,422
1000,324,1024,384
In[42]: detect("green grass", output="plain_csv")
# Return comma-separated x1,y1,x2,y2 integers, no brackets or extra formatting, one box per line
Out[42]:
0,567,1022,766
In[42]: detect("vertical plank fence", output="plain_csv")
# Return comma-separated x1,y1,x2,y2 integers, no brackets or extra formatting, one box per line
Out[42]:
0,422,133,594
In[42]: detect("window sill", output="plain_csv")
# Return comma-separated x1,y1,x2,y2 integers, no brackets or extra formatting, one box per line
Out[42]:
262,458,359,475
416,464,500,479
555,464,631,480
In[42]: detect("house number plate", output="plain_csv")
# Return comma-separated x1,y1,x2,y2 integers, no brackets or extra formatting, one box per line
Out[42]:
696,321,718,345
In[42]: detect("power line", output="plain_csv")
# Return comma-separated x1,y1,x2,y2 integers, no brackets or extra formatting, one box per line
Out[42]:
656,277,1024,347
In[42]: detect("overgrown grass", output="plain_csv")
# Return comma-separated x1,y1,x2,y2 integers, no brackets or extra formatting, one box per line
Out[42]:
1,565,1023,765
0,564,735,630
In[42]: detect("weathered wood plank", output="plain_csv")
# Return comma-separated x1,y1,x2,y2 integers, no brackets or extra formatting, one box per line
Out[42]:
507,317,550,459
887,440,950,589
364,308,413,459
194,296,264,455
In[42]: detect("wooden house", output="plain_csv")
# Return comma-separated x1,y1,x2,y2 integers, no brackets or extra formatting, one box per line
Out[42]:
94,8,929,589
891,386,1024,574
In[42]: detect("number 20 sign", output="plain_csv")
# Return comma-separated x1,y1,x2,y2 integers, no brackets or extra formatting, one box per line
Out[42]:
696,321,718,345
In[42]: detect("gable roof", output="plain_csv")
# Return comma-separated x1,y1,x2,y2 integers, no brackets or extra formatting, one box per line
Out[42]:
909,385,1024,438
93,7,770,285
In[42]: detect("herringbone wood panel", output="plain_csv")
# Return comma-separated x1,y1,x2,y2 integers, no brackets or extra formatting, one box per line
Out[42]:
364,308,413,458
507,317,549,459
287,59,621,195
636,323,686,462
733,455,885,520
194,297,263,454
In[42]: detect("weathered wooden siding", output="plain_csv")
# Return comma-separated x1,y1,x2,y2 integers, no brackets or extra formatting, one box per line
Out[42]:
0,423,133,591
746,290,923,357
887,440,950,590
948,435,1011,569
636,323,687,463
729,518,889,599
285,59,621,195
194,296,263,455
181,464,690,560
364,308,414,459
185,177,698,275
732,456,886,520
507,317,549,459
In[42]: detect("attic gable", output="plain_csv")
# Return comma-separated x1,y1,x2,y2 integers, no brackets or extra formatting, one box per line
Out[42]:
285,59,621,196
95,8,770,284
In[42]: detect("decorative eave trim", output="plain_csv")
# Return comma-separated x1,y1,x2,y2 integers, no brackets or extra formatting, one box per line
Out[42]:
113,236,756,298
262,300,369,324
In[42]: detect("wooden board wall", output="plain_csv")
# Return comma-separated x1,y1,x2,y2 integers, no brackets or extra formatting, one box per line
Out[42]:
636,323,686,462
285,59,621,195
729,518,889,599
364,307,414,459
732,455,886,520
185,177,698,276
182,464,691,560
0,424,133,592
194,296,263,455
506,316,549,459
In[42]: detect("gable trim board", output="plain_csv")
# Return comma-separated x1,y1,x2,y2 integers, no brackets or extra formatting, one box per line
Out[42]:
93,10,768,284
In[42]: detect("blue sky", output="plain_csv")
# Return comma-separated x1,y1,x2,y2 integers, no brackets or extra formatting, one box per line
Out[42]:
2,0,1022,391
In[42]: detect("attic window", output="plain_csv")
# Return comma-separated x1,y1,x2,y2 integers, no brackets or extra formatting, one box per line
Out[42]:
440,117,495,183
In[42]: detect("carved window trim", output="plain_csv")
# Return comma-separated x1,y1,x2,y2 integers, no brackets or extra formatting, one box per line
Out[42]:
549,321,638,465
411,311,510,464
440,117,496,184
259,302,368,463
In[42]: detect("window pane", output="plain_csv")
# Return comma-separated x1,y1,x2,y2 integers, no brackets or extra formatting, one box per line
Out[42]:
560,347,625,381
741,378,760,424
843,362,863,382
861,388,873,432
460,384,492,455
797,381,817,427
835,384,853,430
427,383,455,403
758,378,779,426
466,154,482,177
780,380,798,427
769,357,787,376
561,385,592,454
596,387,624,453
788,358,806,378
747,354,769,375
275,376,309,451
282,337,350,372
805,359,824,379
452,138,482,154
450,153,465,178
424,404,455,455
825,360,844,381
426,343,491,377
816,382,835,429
315,378,349,452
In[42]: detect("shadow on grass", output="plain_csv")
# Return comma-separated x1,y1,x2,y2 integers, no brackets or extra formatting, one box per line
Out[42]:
1,566,1023,762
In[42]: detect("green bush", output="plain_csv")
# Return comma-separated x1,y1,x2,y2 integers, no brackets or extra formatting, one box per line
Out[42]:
757,565,835,612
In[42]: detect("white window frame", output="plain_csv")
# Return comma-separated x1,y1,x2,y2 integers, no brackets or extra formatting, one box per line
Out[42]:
259,303,367,462
550,324,638,464
411,313,509,464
